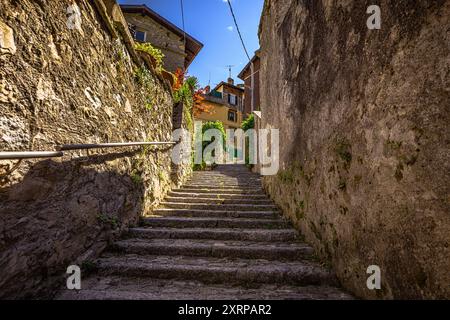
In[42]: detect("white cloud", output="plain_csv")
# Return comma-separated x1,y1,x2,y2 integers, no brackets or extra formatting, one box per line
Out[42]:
227,26,234,32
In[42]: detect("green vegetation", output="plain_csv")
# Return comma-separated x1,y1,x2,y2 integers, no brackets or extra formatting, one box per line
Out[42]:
131,173,143,185
134,42,164,73
334,138,352,169
241,114,255,131
241,114,255,167
296,200,306,220
133,65,155,110
386,139,402,151
97,213,120,230
193,121,227,171
278,167,295,184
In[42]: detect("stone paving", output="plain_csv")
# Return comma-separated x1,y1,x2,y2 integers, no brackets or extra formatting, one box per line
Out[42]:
56,165,353,300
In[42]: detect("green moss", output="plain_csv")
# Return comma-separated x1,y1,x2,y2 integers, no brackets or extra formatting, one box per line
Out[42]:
278,168,295,184
97,213,120,230
334,138,352,169
295,200,306,220
131,173,143,185
386,139,402,151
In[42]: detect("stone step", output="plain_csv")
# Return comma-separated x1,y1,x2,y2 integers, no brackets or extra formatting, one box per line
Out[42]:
185,183,261,188
111,239,314,261
189,178,259,182
168,191,268,199
127,227,299,242
165,196,273,205
56,276,353,300
93,254,338,287
175,188,265,195
182,185,263,190
141,216,290,229
152,208,279,219
160,202,278,212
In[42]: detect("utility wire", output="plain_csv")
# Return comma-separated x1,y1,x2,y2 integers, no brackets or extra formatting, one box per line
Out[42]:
226,0,251,61
180,0,187,71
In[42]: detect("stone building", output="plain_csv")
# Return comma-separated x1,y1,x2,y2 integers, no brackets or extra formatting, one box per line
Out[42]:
121,4,203,72
195,78,245,130
238,50,261,119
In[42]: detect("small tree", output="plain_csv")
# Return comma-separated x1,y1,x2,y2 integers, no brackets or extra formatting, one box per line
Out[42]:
193,121,227,171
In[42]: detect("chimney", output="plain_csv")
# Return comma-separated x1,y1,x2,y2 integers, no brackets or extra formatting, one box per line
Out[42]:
227,77,234,85
205,85,211,94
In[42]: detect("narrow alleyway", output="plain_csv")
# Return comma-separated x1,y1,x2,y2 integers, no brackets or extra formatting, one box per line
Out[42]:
56,165,352,300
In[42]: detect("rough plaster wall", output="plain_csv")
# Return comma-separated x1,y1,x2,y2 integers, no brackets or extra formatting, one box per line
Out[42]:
259,0,449,299
0,0,188,298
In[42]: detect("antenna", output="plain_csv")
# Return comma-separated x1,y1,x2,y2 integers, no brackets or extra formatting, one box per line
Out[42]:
225,65,235,79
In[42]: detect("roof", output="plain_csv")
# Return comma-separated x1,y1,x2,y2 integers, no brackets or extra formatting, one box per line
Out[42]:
120,4,203,69
213,81,245,93
238,49,261,80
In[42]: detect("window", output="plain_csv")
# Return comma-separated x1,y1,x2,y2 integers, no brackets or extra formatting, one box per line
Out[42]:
135,30,146,42
228,110,237,122
228,94,237,105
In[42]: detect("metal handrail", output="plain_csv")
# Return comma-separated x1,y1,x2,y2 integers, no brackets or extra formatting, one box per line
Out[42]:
0,151,64,160
57,141,176,151
0,141,176,160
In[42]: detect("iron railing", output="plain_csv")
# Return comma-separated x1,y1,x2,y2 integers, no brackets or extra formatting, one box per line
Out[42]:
0,141,176,160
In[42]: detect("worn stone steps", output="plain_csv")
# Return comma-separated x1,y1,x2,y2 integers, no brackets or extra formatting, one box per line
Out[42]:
175,188,265,195
165,196,273,205
56,277,353,300
110,238,314,261
160,202,278,212
141,216,290,229
152,208,279,219
182,185,263,191
126,227,299,242
55,164,351,300
168,191,268,199
91,254,338,287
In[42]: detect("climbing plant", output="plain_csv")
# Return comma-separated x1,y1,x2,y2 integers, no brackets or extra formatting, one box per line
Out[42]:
133,65,155,110
134,42,164,73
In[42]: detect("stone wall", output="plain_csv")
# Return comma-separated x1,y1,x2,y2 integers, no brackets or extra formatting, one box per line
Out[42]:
259,0,449,299
0,0,191,299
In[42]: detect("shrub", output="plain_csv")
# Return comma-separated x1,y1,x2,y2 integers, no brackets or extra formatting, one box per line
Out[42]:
193,121,227,171
134,42,164,73
241,114,255,131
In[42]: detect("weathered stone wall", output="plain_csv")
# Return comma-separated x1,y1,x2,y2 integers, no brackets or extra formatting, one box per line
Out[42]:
259,0,449,299
123,12,185,73
0,0,190,298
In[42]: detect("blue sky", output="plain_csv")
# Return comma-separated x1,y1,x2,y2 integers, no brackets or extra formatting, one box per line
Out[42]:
118,0,264,88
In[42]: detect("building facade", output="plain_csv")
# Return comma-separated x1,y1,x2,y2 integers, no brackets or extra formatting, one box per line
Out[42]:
121,4,203,72
238,50,260,119
195,78,245,130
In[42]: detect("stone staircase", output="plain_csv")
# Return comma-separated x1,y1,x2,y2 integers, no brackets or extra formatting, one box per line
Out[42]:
56,165,352,300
